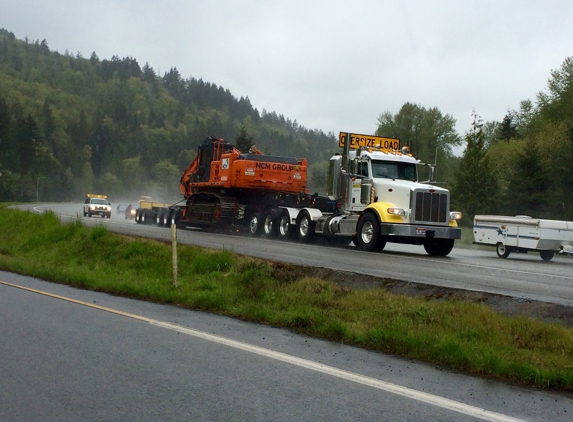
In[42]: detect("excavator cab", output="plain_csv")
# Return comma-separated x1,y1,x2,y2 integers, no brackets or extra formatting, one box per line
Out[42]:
193,137,236,182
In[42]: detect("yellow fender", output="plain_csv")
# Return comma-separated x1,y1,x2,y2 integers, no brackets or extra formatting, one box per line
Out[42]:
364,202,405,223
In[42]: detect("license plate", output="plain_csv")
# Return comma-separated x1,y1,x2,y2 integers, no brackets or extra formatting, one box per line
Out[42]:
416,227,426,235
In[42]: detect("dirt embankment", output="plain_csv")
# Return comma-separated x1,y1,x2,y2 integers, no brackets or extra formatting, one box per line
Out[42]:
270,262,573,327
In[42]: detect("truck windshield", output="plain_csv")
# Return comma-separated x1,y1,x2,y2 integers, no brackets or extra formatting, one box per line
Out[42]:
371,160,417,182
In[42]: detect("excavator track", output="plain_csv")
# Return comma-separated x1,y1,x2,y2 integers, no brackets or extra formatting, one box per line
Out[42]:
183,193,239,226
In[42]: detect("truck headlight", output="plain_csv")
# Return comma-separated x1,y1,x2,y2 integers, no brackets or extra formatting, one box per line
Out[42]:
387,208,406,216
89,205,95,210
449,211,462,220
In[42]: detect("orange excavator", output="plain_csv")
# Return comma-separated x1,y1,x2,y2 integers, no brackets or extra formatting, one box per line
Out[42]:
179,137,309,198
154,137,332,234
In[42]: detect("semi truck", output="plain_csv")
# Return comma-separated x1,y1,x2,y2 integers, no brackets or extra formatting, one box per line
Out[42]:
473,215,573,261
135,132,462,256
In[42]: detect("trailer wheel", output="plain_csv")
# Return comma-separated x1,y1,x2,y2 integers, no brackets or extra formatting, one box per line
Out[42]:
540,250,554,261
164,209,173,228
496,243,510,258
171,209,182,228
424,239,454,256
147,210,157,225
296,210,316,243
141,209,152,225
156,210,165,226
263,209,279,238
278,210,295,240
135,209,143,224
249,213,264,237
356,213,386,252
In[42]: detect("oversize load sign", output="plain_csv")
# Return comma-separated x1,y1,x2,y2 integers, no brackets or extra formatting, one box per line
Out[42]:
339,132,400,152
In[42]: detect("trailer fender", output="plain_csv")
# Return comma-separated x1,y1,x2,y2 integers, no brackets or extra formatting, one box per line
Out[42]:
282,207,323,222
365,202,405,224
277,207,302,225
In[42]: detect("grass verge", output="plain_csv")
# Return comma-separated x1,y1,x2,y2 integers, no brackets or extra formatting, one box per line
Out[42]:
1,206,572,391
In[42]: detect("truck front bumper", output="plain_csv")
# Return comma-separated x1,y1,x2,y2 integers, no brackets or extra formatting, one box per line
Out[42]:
380,223,462,240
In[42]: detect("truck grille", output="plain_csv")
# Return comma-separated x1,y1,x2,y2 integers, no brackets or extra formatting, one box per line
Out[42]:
413,191,448,224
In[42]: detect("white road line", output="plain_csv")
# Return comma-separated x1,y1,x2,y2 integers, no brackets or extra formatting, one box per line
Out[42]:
1,280,525,422
413,256,573,281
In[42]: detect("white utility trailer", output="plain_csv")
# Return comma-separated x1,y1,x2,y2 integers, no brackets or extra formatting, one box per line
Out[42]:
473,215,573,261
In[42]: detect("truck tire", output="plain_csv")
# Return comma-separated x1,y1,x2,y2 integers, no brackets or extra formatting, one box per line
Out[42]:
135,209,143,224
249,212,264,237
356,213,386,252
296,210,316,243
424,239,454,256
141,209,149,225
496,243,510,258
263,209,279,238
278,210,295,240
540,250,554,261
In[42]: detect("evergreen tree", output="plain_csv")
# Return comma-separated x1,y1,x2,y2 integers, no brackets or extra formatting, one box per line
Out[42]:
498,112,518,142
235,125,254,152
502,141,550,217
451,112,499,223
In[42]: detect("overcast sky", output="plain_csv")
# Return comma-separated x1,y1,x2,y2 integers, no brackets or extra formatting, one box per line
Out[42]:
3,1,573,153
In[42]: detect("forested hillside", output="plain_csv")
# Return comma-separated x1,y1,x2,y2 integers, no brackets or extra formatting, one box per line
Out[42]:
2,27,573,224
0,29,338,202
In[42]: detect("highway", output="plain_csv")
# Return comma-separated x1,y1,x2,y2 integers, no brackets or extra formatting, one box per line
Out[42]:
23,203,573,307
2,270,572,421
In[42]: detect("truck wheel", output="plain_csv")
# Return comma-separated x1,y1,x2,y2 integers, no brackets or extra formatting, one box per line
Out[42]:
424,239,454,256
263,209,279,238
356,213,385,252
278,210,295,240
496,243,510,258
249,213,264,237
540,250,554,261
296,210,316,243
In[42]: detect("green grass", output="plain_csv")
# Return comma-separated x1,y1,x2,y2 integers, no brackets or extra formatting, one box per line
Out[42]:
1,205,573,391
